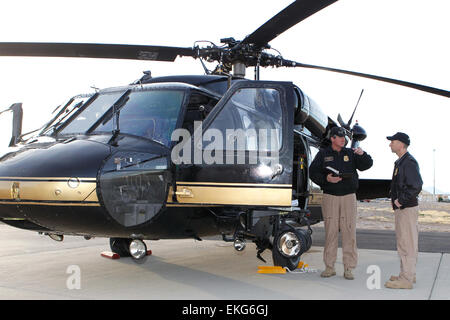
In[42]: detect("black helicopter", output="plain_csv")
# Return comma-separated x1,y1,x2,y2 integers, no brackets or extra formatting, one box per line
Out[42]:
0,0,448,270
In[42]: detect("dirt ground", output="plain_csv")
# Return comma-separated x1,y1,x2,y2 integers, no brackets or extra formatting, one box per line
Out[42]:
315,200,450,233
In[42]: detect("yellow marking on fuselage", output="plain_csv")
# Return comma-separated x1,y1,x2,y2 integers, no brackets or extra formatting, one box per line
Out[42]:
0,177,98,204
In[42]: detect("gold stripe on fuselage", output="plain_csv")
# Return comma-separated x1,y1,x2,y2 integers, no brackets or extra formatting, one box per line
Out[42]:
175,181,292,188
0,201,100,207
0,177,99,206
167,182,292,207
0,177,96,181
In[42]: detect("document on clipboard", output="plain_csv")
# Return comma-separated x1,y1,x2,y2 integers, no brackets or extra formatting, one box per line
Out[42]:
325,166,353,179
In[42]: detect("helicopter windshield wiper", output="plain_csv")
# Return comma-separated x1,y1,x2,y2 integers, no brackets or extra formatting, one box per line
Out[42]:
45,100,87,136
100,89,131,127
41,100,85,136
38,98,73,135
45,93,100,137
84,89,131,137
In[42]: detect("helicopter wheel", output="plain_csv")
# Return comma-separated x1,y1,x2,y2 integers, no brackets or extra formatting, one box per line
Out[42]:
109,238,132,257
128,239,148,264
272,226,308,271
296,228,312,253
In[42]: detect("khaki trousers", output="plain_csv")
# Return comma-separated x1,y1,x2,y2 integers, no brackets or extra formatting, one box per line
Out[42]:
322,193,358,269
394,206,419,284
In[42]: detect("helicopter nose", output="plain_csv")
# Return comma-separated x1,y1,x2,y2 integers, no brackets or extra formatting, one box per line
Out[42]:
0,138,112,230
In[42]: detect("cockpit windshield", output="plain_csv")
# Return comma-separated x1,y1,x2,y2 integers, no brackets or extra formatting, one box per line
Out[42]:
59,91,126,136
41,94,93,136
58,88,185,147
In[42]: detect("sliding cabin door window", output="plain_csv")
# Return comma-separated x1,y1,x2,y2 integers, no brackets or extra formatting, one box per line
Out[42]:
204,87,283,154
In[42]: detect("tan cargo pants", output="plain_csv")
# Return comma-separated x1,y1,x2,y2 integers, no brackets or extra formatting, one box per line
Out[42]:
322,193,358,269
394,206,419,284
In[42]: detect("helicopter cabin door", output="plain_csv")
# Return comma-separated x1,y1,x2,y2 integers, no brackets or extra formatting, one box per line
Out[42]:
172,81,295,207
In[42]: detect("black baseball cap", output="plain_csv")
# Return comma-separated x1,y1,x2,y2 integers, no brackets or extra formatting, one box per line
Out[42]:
330,127,346,137
386,132,410,146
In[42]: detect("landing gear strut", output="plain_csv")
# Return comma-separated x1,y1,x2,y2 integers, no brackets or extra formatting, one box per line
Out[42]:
220,209,313,270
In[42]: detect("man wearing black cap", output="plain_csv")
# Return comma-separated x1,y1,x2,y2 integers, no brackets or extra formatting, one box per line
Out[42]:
385,132,423,289
309,126,373,280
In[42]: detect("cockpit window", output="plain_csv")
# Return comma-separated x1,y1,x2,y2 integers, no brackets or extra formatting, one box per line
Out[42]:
59,91,125,135
93,90,184,146
41,94,93,135
56,88,185,147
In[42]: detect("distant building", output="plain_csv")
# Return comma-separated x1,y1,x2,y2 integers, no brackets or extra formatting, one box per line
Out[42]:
420,190,435,202
420,190,450,202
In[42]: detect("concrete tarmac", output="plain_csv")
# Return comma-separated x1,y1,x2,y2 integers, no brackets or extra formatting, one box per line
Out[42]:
0,223,449,300
311,226,450,253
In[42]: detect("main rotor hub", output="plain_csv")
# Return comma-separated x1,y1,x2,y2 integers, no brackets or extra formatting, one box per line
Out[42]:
232,61,246,78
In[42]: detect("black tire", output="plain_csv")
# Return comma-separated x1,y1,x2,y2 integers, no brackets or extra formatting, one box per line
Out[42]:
296,228,312,252
109,238,132,257
272,226,306,271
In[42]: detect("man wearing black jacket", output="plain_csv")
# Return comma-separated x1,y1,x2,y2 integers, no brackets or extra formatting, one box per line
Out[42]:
309,127,373,280
385,132,423,289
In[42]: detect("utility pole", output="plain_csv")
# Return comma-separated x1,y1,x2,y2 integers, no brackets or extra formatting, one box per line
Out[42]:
433,148,436,201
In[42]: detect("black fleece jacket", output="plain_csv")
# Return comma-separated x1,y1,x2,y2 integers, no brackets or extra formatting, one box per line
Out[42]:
309,146,373,196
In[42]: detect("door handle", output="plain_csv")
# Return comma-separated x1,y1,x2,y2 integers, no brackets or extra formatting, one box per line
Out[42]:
175,188,194,198
271,164,283,179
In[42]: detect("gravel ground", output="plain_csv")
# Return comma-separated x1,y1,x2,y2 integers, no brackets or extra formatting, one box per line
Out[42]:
315,200,450,232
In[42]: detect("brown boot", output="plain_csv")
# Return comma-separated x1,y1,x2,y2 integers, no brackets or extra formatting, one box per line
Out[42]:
344,268,354,280
384,279,413,289
389,275,416,283
320,267,336,278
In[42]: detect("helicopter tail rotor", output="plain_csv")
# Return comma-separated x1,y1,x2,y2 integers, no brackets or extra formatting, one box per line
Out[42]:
334,89,367,148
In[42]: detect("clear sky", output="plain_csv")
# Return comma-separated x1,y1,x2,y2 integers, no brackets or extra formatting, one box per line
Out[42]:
0,0,448,192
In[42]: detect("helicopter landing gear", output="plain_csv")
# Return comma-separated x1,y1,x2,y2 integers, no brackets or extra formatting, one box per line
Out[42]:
109,237,132,257
129,239,149,263
106,238,152,263
233,238,246,252
272,225,311,271
220,210,313,270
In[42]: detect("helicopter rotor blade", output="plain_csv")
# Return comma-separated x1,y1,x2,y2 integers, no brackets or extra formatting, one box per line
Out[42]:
0,42,196,62
285,60,450,98
240,0,337,48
